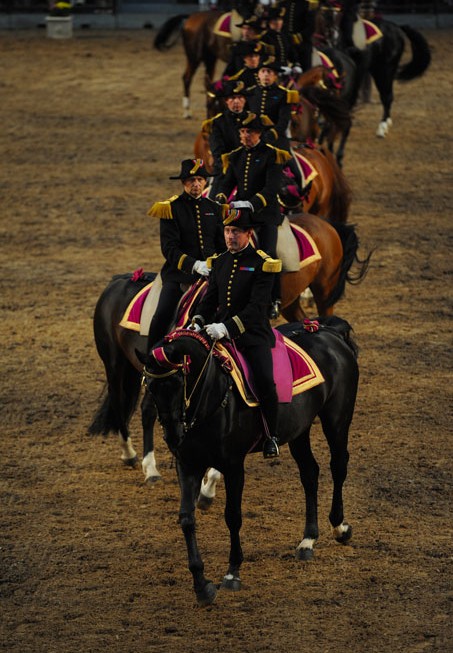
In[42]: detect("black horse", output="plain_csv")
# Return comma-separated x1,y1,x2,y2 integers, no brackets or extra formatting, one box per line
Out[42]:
316,8,432,138
137,319,359,605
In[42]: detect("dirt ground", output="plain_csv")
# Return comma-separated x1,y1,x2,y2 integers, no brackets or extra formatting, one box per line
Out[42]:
1,25,452,653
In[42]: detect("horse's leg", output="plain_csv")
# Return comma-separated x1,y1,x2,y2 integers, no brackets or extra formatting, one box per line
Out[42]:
197,467,222,510
288,430,320,560
220,465,245,592
280,296,307,322
371,66,395,138
107,357,140,468
318,407,353,545
177,462,217,606
141,392,161,484
182,60,199,119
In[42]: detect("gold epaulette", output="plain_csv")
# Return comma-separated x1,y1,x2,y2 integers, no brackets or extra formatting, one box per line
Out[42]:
147,195,179,219
201,114,221,135
286,89,300,104
260,114,274,127
257,250,283,273
266,144,293,165
221,146,242,175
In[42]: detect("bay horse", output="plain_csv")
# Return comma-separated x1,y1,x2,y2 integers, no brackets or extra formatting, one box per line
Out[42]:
89,213,369,480
137,317,359,604
315,5,431,137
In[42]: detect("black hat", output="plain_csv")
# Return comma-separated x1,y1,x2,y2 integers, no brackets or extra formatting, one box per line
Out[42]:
267,6,286,21
223,207,254,230
234,40,263,58
169,158,211,180
215,80,252,98
235,15,262,30
257,57,282,73
239,112,274,132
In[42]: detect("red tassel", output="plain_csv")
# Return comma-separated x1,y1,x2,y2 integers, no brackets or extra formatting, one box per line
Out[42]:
131,267,145,282
303,318,320,333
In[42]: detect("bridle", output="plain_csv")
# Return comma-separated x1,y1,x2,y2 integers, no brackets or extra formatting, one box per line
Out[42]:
142,331,231,434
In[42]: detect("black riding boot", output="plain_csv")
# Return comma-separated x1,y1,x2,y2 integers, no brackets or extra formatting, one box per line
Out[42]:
259,389,280,459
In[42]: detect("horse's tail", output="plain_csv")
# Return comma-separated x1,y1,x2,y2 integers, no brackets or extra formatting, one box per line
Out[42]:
88,359,142,437
320,146,353,223
301,86,352,134
397,25,431,81
154,14,187,51
323,222,372,308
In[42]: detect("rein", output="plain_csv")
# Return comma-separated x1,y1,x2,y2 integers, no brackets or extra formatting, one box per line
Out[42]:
142,330,231,433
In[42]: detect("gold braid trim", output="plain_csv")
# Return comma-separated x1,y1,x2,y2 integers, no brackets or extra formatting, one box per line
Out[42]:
232,315,245,334
177,254,188,270
255,192,267,208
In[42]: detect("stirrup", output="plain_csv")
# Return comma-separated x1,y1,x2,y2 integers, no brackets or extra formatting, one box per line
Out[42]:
269,300,281,320
263,437,280,459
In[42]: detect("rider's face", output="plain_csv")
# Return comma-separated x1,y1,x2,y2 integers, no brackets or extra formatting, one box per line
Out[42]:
182,175,207,198
239,128,261,148
244,54,260,69
225,95,247,113
224,226,252,252
258,67,277,86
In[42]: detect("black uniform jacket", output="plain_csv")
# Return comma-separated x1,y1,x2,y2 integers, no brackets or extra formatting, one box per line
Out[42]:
247,83,299,142
216,141,291,225
203,109,248,173
227,65,260,89
148,192,225,284
196,244,277,349
260,28,300,66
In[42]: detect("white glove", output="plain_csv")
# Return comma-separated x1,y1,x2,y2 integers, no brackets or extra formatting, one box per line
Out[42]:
280,65,292,76
229,200,254,212
206,323,229,340
192,260,210,277
187,321,201,332
292,65,303,74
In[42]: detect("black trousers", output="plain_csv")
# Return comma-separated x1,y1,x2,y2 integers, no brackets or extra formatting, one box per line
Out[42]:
147,280,183,351
241,344,279,438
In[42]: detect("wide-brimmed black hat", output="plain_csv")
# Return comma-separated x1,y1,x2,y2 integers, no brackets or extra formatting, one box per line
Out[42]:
169,158,211,180
215,80,252,99
239,112,274,132
235,15,262,30
257,57,282,73
234,40,263,58
267,6,286,21
223,207,254,230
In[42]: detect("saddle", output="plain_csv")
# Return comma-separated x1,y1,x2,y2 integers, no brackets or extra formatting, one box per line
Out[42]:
277,217,321,273
215,328,325,407
212,10,243,42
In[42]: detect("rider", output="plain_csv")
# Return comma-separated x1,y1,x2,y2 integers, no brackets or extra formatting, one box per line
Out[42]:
246,57,300,152
201,80,251,199
146,158,225,352
339,0,361,51
190,206,282,459
214,112,292,318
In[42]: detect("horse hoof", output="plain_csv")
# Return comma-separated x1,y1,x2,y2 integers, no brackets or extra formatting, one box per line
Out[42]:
296,547,314,561
197,493,213,511
335,524,353,544
122,456,139,468
145,474,162,485
221,574,242,592
196,581,217,607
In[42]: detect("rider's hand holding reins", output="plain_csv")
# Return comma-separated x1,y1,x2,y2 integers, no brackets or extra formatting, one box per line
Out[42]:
205,323,229,340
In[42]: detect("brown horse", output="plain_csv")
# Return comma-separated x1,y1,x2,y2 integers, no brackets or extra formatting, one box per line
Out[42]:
173,10,235,119
279,212,369,320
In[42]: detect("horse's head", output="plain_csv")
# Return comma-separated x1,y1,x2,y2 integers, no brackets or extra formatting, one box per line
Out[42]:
138,331,214,453
315,1,341,48
290,98,320,143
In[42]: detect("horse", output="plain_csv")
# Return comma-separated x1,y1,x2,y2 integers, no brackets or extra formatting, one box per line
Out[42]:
137,316,359,604
154,10,239,119
315,5,431,137
89,213,370,480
